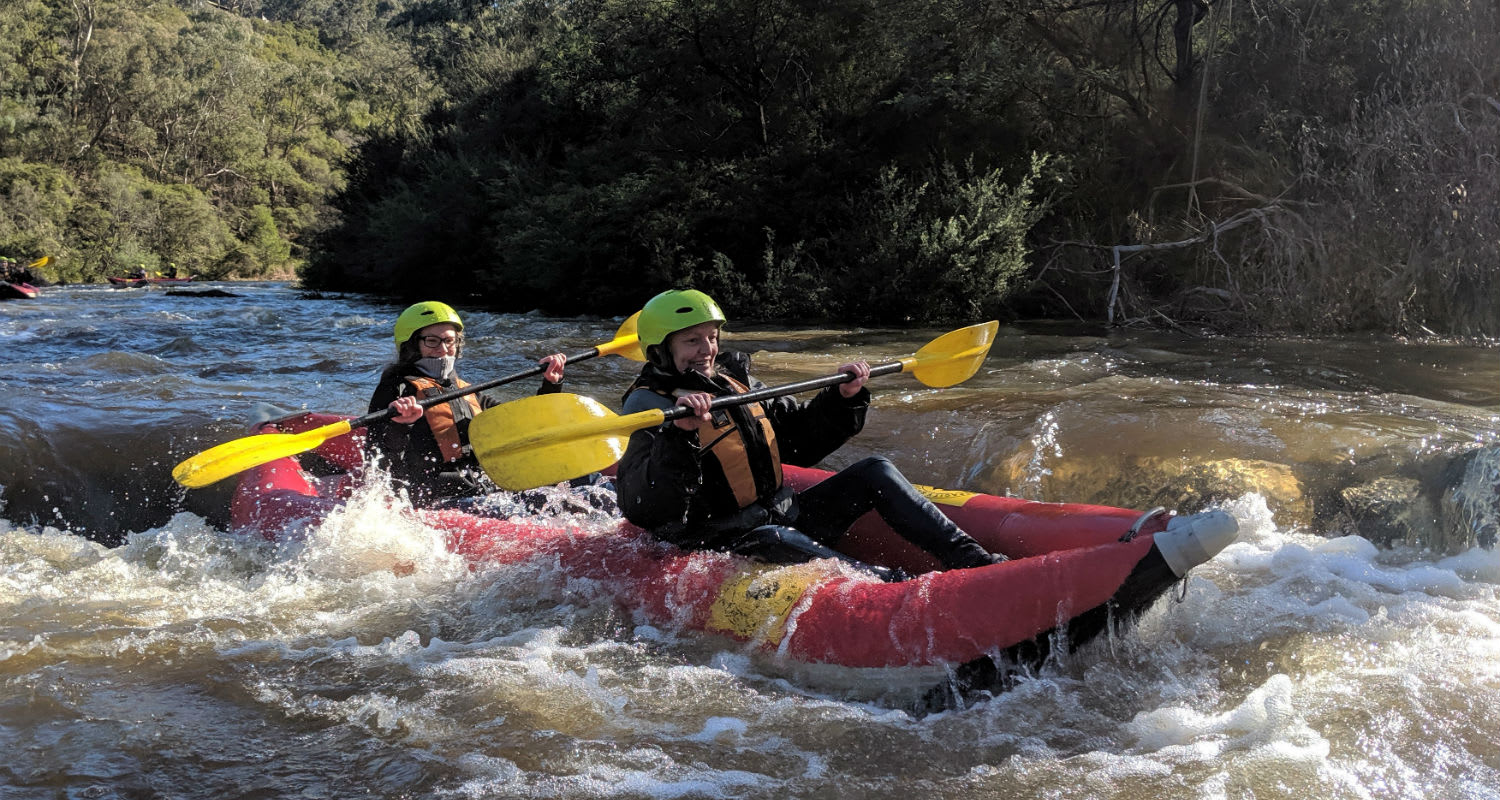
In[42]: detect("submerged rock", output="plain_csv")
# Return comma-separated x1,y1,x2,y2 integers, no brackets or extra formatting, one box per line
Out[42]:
989,438,1494,553
1328,445,1499,553
1337,476,1431,548
997,455,1311,527
1145,459,1311,527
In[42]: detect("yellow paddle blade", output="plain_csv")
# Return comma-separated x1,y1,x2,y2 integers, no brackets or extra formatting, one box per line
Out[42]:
900,320,999,387
471,394,665,490
28,256,50,269
172,419,354,488
595,312,645,361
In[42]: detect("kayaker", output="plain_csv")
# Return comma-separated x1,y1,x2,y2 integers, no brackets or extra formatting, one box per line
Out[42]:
615,289,1004,580
3,258,35,285
366,300,571,506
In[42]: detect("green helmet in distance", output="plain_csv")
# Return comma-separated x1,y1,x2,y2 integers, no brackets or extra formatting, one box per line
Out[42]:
637,289,727,350
394,301,464,346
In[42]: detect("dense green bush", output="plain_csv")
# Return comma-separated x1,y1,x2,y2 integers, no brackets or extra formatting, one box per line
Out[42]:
0,158,74,277
0,0,432,283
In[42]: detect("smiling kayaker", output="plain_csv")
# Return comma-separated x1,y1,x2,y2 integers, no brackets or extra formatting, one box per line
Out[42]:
615,289,1004,579
367,301,569,505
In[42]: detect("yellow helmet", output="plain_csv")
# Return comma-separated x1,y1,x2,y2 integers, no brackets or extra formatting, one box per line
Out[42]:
636,289,726,348
394,301,463,345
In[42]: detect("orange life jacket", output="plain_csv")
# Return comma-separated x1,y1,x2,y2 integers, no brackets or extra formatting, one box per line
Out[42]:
403,375,482,463
679,375,784,509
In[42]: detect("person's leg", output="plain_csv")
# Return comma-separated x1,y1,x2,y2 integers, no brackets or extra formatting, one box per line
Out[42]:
726,525,907,582
794,456,1002,569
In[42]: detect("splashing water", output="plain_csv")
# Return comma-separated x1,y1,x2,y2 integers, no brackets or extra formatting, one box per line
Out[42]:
3,284,1499,797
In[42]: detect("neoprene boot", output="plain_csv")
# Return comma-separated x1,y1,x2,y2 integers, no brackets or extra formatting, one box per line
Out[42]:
940,535,1007,569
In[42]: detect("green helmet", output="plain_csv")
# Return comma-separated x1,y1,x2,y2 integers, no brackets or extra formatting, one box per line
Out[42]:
637,289,727,349
394,301,464,345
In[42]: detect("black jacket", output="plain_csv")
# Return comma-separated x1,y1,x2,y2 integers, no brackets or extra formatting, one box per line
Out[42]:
365,367,559,504
615,350,869,548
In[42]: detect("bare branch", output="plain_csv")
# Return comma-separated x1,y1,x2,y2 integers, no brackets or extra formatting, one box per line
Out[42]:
1106,204,1281,324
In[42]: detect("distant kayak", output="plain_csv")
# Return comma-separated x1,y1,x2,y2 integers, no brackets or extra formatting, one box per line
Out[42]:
108,275,196,287
0,281,40,300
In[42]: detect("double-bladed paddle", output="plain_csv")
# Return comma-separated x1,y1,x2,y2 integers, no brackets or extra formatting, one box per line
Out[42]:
470,321,1000,491
171,312,645,488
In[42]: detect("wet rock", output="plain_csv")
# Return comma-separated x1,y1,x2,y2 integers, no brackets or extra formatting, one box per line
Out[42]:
990,444,1499,552
994,455,1310,526
165,289,241,297
1141,458,1311,526
1325,445,1499,553
1337,476,1431,548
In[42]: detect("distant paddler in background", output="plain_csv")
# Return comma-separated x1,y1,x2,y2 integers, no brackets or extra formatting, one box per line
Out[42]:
365,301,579,507
614,289,1005,579
1,256,41,285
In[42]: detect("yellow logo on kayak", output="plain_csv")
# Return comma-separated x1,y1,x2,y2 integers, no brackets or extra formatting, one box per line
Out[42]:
913,483,977,507
707,563,824,645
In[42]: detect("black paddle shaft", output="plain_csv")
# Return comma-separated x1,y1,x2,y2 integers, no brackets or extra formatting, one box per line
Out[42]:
658,360,904,422
347,345,608,430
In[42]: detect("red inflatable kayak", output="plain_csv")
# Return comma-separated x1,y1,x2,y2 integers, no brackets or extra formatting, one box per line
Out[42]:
230,412,1238,700
0,281,39,299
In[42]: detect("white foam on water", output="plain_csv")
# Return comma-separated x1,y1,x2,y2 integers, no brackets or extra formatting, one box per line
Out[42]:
441,757,778,800
271,475,469,586
7,479,1500,798
1124,673,1329,757
1,477,482,667
1024,492,1500,797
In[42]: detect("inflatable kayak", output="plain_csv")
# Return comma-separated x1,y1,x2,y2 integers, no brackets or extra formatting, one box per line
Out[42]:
0,281,39,300
108,275,195,287
230,412,1238,704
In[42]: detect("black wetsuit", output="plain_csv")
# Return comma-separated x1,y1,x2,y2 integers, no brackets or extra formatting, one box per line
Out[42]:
616,351,998,574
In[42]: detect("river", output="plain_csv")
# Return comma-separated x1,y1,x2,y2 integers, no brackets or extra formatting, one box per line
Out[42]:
2,282,1498,798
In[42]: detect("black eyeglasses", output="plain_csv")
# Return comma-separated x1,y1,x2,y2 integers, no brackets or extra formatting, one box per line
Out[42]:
418,335,460,349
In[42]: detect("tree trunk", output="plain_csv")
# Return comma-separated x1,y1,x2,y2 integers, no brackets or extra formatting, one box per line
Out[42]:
1173,0,1198,92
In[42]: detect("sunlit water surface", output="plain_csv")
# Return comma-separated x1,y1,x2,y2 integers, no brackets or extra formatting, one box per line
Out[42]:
2,283,1498,798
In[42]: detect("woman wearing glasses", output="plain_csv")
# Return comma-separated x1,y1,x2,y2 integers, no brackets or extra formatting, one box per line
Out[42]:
365,301,568,505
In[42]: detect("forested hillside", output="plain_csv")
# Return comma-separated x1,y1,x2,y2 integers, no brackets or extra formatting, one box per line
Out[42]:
0,0,435,281
4,0,1496,335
